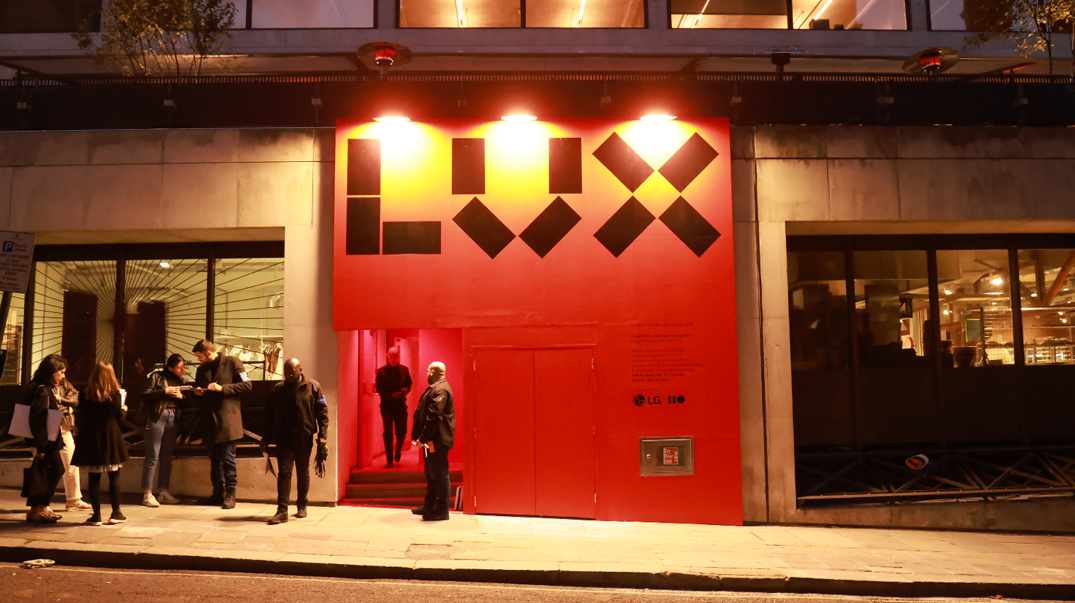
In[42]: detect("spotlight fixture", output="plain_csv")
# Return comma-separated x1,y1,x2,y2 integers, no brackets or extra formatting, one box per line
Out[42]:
641,114,676,121
357,42,413,78
992,276,1003,285
902,47,959,75
373,116,411,122
159,261,171,269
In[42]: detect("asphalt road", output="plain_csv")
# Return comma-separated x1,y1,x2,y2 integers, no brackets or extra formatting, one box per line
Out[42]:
3,563,1065,603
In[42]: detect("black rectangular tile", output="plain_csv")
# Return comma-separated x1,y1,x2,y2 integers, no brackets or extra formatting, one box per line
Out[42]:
346,197,380,255
452,138,485,195
383,222,441,255
549,137,582,194
347,139,380,196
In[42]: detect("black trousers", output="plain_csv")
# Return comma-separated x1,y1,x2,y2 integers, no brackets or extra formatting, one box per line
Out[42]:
276,435,313,509
423,445,451,514
380,403,408,458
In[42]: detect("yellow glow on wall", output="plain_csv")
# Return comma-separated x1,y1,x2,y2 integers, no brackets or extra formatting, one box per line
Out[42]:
618,120,695,172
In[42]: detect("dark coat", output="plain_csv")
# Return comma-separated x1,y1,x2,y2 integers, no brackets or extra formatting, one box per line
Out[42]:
195,354,251,443
265,375,329,446
26,384,64,453
141,369,187,426
71,391,129,467
411,378,455,450
375,364,411,408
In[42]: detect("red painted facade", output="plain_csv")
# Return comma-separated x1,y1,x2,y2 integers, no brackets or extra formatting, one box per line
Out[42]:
334,118,741,524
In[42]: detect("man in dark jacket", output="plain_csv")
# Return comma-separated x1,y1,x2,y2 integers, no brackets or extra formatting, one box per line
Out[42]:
375,346,411,468
193,339,252,509
262,358,329,525
410,361,455,521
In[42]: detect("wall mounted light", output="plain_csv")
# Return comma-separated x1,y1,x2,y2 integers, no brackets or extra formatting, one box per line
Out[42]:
502,114,536,121
640,114,676,121
374,116,411,122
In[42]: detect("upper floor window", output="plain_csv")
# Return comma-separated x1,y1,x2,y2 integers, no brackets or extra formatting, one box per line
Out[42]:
673,0,908,30
0,0,101,33
239,0,375,28
399,0,644,27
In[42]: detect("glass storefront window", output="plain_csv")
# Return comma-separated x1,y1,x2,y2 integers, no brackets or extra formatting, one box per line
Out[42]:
1017,249,1075,366
31,261,118,383
671,0,787,29
788,250,848,370
528,0,645,27
123,259,208,381
927,0,1008,31
213,258,284,381
248,0,375,28
400,0,521,27
936,249,1014,366
1,293,25,385
791,0,906,29
852,250,930,368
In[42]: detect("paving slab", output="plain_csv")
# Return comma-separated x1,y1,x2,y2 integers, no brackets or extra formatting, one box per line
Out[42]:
0,487,1072,599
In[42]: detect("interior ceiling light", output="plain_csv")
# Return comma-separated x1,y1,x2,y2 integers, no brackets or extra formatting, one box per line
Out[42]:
991,276,1003,285
502,114,536,121
159,261,171,269
456,0,467,27
575,0,587,26
813,0,834,20
944,289,952,295
374,116,411,122
641,114,677,121
692,0,711,28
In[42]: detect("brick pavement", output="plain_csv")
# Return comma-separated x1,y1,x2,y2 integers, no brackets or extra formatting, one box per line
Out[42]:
0,488,1072,598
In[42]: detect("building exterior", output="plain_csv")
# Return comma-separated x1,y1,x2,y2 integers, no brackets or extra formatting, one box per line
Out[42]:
0,0,1072,530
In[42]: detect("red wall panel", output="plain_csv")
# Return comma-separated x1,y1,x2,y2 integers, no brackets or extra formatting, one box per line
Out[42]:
334,118,741,524
473,349,536,516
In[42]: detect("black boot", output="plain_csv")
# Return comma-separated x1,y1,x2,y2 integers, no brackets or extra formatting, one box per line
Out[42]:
422,508,450,521
222,487,236,509
411,505,426,515
268,508,288,525
200,488,223,506
295,506,308,519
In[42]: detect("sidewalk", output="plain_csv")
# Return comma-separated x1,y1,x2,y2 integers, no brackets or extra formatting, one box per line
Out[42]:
0,489,1072,599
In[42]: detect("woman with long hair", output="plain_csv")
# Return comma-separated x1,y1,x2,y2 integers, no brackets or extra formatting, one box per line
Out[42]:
72,362,130,525
23,356,68,523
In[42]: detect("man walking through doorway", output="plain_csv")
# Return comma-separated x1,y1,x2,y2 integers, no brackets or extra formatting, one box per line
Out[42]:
375,346,411,468
193,339,251,509
411,361,455,521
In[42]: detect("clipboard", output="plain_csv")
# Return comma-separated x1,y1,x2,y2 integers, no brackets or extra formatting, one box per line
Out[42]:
9,403,62,441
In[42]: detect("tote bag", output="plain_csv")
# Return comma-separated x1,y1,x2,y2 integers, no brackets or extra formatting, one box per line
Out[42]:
8,403,62,441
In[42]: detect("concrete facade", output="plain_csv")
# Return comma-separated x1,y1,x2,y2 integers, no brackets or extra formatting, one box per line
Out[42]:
0,127,339,504
734,124,1075,530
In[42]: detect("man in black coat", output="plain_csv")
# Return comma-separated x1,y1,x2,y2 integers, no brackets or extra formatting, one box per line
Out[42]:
410,361,455,521
262,358,329,525
193,339,252,509
375,346,411,468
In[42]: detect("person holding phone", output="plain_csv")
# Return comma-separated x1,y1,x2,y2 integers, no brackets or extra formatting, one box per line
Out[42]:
72,362,130,526
192,339,252,509
140,353,188,507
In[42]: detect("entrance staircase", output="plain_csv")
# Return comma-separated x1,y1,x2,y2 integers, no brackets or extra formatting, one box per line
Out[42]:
341,466,463,509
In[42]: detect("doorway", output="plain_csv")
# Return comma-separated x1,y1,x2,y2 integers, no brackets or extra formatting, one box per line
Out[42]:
472,346,596,519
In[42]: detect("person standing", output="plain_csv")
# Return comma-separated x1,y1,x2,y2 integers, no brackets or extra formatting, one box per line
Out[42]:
22,357,68,524
192,339,251,509
140,353,187,507
45,355,92,513
410,361,455,522
262,358,329,525
71,362,130,526
375,346,411,468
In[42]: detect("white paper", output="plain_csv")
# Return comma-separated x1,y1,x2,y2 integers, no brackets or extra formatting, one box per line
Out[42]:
9,404,62,441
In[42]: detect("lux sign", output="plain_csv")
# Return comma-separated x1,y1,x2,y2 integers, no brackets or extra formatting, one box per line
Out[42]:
342,127,721,259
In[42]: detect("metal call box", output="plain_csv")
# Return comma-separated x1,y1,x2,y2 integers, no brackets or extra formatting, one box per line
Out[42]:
639,437,694,476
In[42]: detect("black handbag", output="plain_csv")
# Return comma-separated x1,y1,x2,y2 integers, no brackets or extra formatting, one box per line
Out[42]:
20,456,52,499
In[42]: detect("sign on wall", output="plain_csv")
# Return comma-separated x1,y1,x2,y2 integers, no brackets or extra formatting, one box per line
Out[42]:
0,231,35,293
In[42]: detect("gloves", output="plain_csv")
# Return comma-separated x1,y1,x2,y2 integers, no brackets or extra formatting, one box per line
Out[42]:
315,442,328,479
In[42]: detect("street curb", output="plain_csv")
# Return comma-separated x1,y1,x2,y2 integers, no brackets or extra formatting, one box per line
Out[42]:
2,545,1073,600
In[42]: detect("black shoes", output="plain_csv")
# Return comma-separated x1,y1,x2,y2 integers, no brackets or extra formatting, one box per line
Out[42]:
108,511,127,524
386,460,394,468
410,506,426,515
295,507,308,519
394,451,402,463
222,488,236,510
201,490,224,506
422,509,450,521
268,509,288,525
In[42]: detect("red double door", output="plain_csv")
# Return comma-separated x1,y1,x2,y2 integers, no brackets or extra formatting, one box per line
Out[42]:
473,347,596,519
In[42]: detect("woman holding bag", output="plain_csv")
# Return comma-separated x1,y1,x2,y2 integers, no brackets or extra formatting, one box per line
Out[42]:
72,362,130,526
23,356,67,524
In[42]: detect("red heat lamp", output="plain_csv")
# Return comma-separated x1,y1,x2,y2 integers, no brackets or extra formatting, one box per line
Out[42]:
357,42,413,78
902,47,958,76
